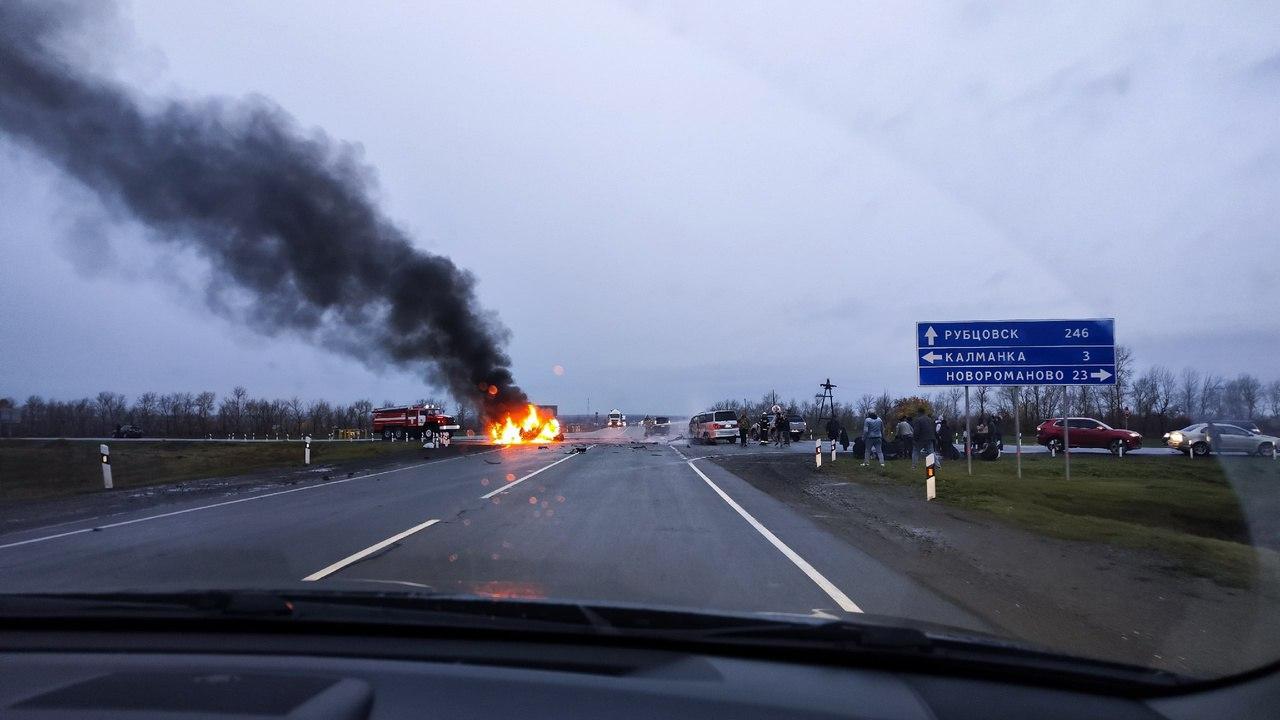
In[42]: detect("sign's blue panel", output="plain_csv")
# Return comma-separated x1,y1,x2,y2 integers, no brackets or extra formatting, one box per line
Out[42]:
916,319,1114,349
916,318,1116,386
918,345,1114,368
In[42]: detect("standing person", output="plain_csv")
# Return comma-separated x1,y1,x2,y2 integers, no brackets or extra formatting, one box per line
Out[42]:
911,407,937,469
838,424,850,451
862,412,885,467
738,413,750,447
1205,422,1221,455
937,415,957,459
780,411,792,446
825,416,840,443
895,416,913,461
989,411,1004,449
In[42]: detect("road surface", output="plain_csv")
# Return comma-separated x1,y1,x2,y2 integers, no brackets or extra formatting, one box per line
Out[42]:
0,426,985,631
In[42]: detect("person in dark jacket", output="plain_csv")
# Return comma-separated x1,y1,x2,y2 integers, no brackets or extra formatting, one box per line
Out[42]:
838,425,850,451
911,408,937,469
738,413,750,447
936,415,958,459
825,417,840,442
988,411,1004,449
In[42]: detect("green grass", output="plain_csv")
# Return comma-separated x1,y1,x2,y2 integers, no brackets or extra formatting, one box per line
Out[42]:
0,440,430,502
819,454,1280,588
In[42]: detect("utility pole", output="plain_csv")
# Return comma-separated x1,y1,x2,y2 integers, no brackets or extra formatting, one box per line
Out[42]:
815,378,837,429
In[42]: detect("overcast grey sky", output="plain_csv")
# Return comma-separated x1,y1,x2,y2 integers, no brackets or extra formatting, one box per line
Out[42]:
2,0,1278,414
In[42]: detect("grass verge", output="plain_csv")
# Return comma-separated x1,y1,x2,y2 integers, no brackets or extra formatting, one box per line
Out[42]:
817,453,1280,588
0,440,432,502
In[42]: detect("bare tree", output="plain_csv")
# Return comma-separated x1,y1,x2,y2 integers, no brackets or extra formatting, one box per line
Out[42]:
1200,374,1224,419
194,391,216,435
1269,380,1280,419
1236,373,1263,419
973,386,990,417
1178,368,1201,420
856,394,875,418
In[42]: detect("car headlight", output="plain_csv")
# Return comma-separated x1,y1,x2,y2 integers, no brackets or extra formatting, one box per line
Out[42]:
1169,432,1183,443
1129,432,1140,438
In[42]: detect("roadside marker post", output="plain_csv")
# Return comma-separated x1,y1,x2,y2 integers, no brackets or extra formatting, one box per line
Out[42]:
1118,442,1124,459
99,444,113,490
814,439,822,469
925,453,936,501
304,436,311,465
830,439,837,462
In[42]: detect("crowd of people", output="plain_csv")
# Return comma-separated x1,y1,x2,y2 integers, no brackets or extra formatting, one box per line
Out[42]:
725,404,1010,466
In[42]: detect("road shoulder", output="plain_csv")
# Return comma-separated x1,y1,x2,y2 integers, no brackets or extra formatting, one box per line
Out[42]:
710,453,1280,678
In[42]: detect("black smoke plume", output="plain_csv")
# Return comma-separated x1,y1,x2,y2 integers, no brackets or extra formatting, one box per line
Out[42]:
0,1,526,417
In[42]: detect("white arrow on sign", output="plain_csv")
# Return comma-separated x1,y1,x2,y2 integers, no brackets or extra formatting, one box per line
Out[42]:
924,326,937,346
921,351,942,364
1090,369,1113,382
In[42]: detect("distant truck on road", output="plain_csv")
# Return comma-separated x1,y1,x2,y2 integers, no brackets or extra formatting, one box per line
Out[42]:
608,409,626,428
372,404,459,442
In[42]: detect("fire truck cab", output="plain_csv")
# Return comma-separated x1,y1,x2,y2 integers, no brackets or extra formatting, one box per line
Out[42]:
371,404,460,442
607,409,625,428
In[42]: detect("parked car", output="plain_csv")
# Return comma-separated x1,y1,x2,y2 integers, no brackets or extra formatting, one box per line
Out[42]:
786,414,807,442
1209,419,1263,435
1035,417,1141,455
651,416,670,436
689,410,740,444
1164,423,1278,457
111,424,144,438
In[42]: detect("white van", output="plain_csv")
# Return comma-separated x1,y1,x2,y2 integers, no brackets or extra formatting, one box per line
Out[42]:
688,410,741,444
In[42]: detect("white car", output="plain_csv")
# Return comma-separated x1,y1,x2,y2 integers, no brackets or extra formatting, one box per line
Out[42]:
1164,423,1278,457
689,410,741,444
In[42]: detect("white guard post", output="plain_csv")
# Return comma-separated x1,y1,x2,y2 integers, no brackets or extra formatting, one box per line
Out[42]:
925,452,937,501
423,431,436,450
830,439,837,462
99,443,113,490
814,439,822,468
304,436,311,465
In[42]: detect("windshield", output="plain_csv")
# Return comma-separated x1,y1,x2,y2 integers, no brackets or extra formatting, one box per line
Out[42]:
2,0,1279,686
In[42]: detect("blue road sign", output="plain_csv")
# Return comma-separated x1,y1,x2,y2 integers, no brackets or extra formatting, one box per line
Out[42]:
917,319,1116,386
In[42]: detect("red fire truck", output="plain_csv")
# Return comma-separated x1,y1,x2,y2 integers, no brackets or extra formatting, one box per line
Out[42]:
371,404,460,442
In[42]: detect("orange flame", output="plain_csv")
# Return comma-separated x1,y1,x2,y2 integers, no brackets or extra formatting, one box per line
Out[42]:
489,404,561,445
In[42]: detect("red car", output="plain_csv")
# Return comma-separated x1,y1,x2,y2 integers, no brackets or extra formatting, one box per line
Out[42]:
1036,417,1142,455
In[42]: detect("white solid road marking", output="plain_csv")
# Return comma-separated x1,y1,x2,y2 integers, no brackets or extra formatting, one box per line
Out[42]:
479,446,592,500
0,451,495,551
673,446,863,614
302,519,440,582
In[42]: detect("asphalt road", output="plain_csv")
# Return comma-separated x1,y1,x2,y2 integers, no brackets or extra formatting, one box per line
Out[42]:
0,426,986,632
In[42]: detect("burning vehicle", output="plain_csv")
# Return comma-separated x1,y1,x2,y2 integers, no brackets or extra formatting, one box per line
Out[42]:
489,404,564,445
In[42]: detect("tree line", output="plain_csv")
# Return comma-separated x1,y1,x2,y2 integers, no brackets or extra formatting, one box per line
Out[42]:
0,388,479,439
711,347,1280,438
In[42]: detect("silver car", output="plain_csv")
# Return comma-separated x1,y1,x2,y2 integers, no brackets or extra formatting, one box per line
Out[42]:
1164,423,1278,457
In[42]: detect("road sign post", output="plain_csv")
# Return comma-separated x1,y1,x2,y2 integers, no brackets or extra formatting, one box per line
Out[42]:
814,439,822,469
1014,386,1022,480
964,386,972,476
304,436,311,465
1063,386,1071,482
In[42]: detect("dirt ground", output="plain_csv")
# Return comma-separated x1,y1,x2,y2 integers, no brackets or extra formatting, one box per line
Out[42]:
712,454,1280,679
